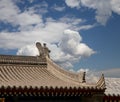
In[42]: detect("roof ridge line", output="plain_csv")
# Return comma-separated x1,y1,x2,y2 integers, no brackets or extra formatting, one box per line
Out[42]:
46,57,86,84
0,55,47,65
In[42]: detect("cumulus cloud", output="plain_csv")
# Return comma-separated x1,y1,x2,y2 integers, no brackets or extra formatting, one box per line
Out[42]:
60,30,95,57
65,0,120,25
17,29,95,69
17,44,39,56
51,29,95,68
111,0,120,15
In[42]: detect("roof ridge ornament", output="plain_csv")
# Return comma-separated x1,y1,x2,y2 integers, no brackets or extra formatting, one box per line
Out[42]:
36,42,51,58
78,71,86,83
82,72,86,83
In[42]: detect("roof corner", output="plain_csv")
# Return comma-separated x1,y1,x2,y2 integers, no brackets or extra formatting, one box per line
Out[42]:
96,74,106,90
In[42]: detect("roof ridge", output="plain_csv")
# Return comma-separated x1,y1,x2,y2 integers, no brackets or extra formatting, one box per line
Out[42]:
0,55,47,65
46,57,86,84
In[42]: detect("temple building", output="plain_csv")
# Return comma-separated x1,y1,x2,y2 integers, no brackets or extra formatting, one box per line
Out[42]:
0,42,119,102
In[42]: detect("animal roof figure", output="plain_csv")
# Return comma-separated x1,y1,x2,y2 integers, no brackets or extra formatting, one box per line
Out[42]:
36,42,51,58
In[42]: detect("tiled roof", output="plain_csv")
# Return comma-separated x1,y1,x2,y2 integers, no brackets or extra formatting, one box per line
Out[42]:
0,55,105,91
105,78,120,95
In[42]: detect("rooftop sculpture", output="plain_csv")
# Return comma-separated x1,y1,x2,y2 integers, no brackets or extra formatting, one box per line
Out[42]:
36,42,51,58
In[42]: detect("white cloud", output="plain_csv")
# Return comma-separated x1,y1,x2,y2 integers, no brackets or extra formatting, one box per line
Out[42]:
65,0,120,25
65,0,81,8
0,19,69,49
28,1,48,14
0,0,20,23
60,29,95,57
0,15,94,49
78,24,96,30
51,29,95,68
111,0,120,15
59,17,83,25
0,0,44,28
52,4,65,12
17,12,42,26
59,17,95,31
17,44,39,56
77,68,89,72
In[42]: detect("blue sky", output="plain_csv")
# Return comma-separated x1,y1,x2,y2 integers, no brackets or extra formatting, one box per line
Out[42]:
0,0,120,77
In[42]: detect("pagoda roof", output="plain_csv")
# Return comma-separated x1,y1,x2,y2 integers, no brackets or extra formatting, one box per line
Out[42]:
0,55,105,89
0,42,106,96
